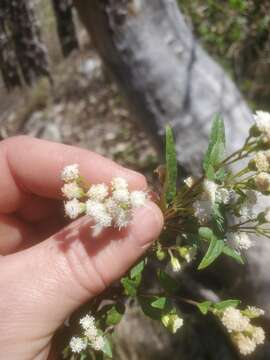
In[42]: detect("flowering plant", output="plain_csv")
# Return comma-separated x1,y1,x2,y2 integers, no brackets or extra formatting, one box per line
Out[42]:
62,111,270,359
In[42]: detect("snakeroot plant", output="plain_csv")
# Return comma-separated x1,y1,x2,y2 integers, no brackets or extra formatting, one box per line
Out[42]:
62,112,270,359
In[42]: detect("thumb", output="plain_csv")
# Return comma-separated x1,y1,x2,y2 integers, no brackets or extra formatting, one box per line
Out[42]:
0,201,163,343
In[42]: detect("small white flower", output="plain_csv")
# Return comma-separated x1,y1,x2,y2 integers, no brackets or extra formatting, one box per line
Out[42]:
221,307,250,333
62,182,83,199
115,208,132,229
254,111,270,133
255,172,270,192
79,315,95,331
246,306,265,318
112,188,130,204
171,257,181,272
61,164,80,182
85,326,98,339
254,152,270,172
233,232,253,250
86,200,112,227
193,200,212,224
203,180,218,204
130,191,147,208
64,199,84,219
70,336,87,353
172,316,184,333
233,333,256,356
264,207,270,222
105,198,119,217
91,335,105,351
216,188,232,204
184,176,195,188
252,326,265,345
87,184,109,201
111,177,128,190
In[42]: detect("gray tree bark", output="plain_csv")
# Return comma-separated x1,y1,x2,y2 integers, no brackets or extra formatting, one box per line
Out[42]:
73,1,269,358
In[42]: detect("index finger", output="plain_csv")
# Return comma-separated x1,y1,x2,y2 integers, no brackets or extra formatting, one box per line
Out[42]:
0,136,147,213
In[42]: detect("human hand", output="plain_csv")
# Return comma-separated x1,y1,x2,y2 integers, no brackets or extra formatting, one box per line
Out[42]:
0,136,163,359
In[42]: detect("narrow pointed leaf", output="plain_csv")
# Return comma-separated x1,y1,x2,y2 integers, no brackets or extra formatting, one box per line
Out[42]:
165,126,178,204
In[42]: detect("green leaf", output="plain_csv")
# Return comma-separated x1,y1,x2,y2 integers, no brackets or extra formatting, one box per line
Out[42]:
106,305,124,326
198,235,225,270
139,296,171,320
165,126,178,204
197,301,212,315
199,227,214,241
223,245,244,264
130,260,146,279
121,276,141,297
101,337,113,358
157,269,179,294
212,203,227,236
214,299,241,311
151,297,167,310
203,115,226,179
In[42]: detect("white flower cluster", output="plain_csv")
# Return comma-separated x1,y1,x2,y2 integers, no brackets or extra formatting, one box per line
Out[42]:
229,232,253,251
254,111,270,144
193,180,232,224
70,314,105,354
61,165,147,233
220,306,265,356
162,313,184,334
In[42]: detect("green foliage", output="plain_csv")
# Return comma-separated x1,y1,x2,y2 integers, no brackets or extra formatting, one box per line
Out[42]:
165,126,178,205
203,115,226,180
106,305,124,326
198,234,224,270
197,299,241,315
101,337,113,358
157,269,180,294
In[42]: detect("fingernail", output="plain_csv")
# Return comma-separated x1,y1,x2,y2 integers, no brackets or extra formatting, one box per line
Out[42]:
132,201,164,247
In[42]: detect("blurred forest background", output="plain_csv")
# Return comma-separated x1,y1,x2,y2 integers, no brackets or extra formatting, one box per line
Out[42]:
0,0,269,177
0,1,269,359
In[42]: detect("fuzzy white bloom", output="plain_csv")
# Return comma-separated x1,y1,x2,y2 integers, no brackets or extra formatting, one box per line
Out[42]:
255,151,269,172
87,184,109,202
233,232,253,250
64,199,84,219
252,326,265,345
79,315,95,331
86,200,112,227
130,191,147,208
91,336,105,351
193,200,212,224
246,306,265,318
221,307,250,333
105,198,119,216
254,111,270,133
85,326,98,339
172,317,184,333
162,314,184,334
255,172,270,192
264,207,270,222
70,337,87,353
115,208,132,229
184,176,195,188
112,188,130,204
233,333,256,356
216,188,232,204
111,177,128,190
203,180,218,204
62,182,83,199
171,257,181,272
61,164,80,182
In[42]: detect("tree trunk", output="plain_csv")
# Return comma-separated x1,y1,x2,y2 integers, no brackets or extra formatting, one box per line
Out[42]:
7,0,51,86
0,1,21,90
51,0,79,57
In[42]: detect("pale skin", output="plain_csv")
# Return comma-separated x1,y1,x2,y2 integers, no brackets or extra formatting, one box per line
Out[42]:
0,136,164,360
